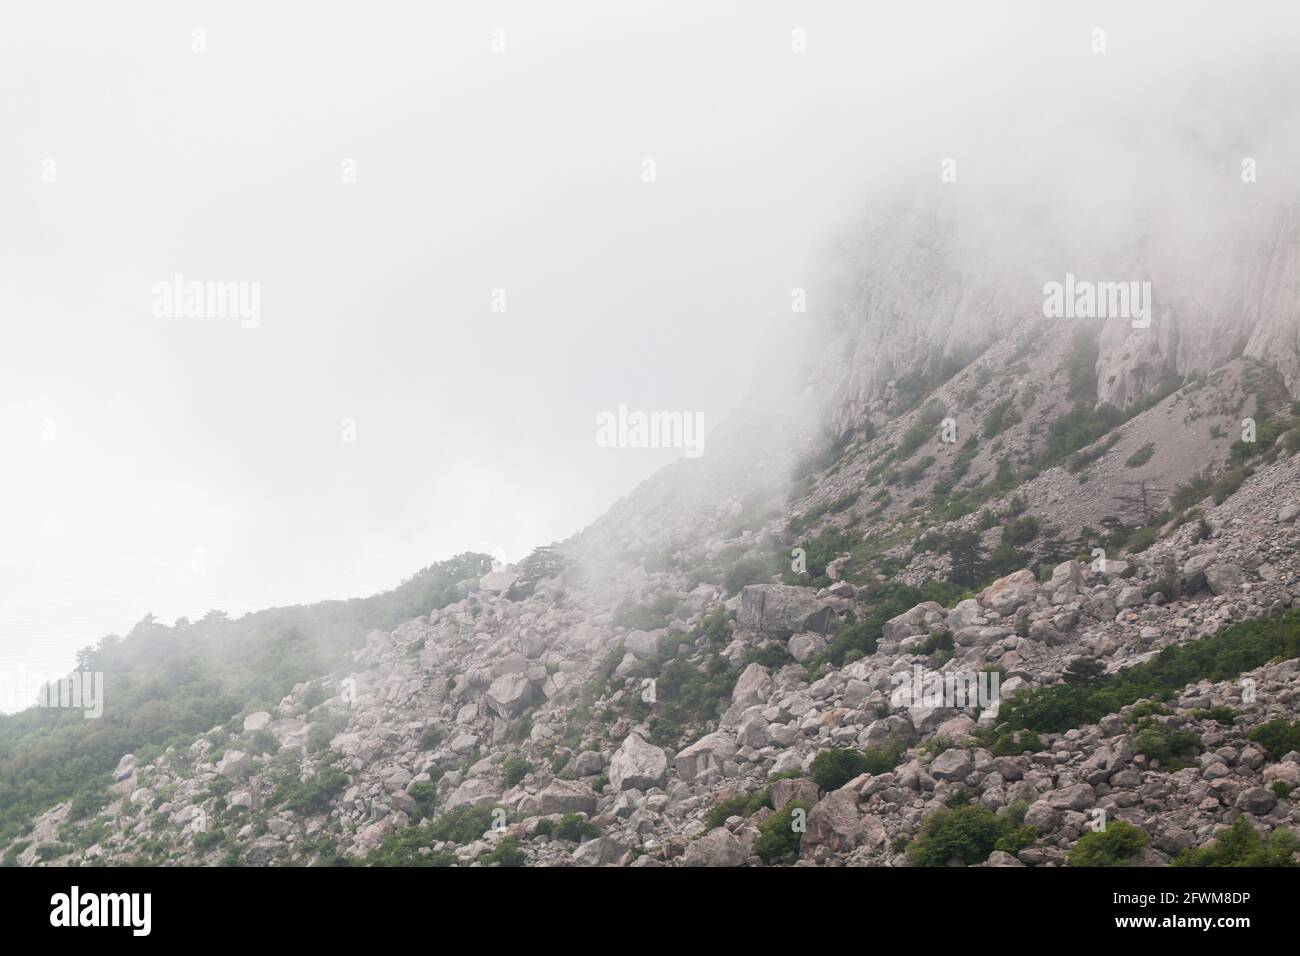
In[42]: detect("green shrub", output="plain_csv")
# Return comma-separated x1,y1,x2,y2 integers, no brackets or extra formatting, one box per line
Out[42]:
810,741,906,792
192,828,225,852
364,827,458,867
1063,657,1106,686
1064,327,1100,401
1125,701,1169,722
301,682,327,709
249,729,280,756
899,403,945,458
67,785,110,822
1068,821,1150,867
1211,466,1250,504
1131,720,1202,771
501,756,531,788
504,717,533,744
919,630,955,658
997,609,1300,735
979,728,1042,757
995,824,1038,856
753,800,811,864
703,781,786,829
2,841,30,867
1124,526,1158,554
810,749,869,791
782,527,856,587
408,781,438,819
743,643,793,669
1248,719,1300,756
483,836,526,867
270,766,349,815
1191,706,1236,725
705,795,755,829
608,608,736,750
724,556,776,595
553,813,601,842
1171,472,1214,510
425,804,499,844
906,804,1017,867
307,716,348,754
1172,818,1298,867
982,399,1021,439
34,843,70,862
1125,443,1156,468
1002,516,1039,547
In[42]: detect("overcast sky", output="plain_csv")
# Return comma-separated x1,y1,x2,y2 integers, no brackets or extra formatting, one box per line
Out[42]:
2,1,1297,696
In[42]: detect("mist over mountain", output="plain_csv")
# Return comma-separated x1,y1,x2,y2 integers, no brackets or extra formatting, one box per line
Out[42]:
4,2,1300,880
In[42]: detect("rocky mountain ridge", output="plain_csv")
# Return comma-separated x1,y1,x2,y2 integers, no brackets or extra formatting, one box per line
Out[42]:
10,432,1300,866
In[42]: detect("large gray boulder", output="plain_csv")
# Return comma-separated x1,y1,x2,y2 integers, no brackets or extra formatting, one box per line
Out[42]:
882,601,944,642
731,663,772,708
486,673,535,719
242,711,273,732
787,632,829,662
771,776,820,811
1204,562,1243,596
537,779,598,816
930,748,974,782
945,599,984,632
680,827,748,867
608,733,668,791
624,630,662,659
443,777,498,811
802,789,867,855
478,568,519,593
675,731,737,783
738,585,834,637
571,750,604,776
572,835,631,866
1044,783,1095,811
113,753,139,782
215,750,252,779
980,570,1038,615
1235,787,1278,814
736,713,771,749
1049,560,1085,590
1181,552,1217,593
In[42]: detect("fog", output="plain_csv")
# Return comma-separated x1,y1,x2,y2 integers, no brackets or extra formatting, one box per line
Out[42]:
2,1,1297,701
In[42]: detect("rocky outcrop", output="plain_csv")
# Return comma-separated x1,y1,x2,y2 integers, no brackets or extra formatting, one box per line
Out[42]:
738,585,835,637
608,734,668,792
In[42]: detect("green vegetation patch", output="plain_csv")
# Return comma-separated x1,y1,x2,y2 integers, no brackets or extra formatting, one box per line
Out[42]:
997,610,1300,735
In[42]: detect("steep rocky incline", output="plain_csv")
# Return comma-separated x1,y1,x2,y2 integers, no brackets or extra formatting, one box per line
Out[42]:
12,443,1300,867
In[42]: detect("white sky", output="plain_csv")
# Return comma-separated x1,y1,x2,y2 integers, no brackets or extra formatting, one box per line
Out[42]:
2,1,1296,697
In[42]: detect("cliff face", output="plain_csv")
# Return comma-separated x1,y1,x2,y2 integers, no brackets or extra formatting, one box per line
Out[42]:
814,195,1300,438
810,68,1300,436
